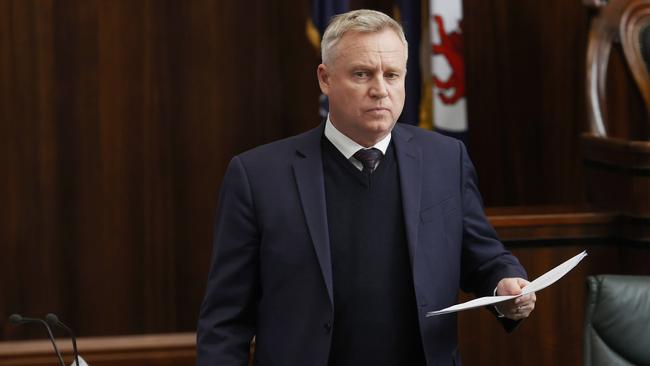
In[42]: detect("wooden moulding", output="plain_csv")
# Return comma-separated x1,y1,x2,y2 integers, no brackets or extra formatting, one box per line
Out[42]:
581,134,650,213
486,205,617,242
581,133,650,167
581,134,650,241
0,333,196,366
487,203,650,243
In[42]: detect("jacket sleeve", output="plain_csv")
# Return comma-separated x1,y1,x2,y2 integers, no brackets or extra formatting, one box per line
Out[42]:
457,142,527,332
196,156,260,366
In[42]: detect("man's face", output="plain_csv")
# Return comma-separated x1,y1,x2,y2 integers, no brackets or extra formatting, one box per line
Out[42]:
317,29,407,147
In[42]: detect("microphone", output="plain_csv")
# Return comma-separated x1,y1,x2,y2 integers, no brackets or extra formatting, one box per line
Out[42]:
9,314,65,366
46,313,80,366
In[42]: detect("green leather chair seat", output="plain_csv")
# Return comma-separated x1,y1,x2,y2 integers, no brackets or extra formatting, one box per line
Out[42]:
584,275,650,366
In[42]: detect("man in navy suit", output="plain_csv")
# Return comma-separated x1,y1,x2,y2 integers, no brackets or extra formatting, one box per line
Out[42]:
197,9,535,366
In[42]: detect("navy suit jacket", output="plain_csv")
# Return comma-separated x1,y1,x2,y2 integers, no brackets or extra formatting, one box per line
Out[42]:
197,123,526,366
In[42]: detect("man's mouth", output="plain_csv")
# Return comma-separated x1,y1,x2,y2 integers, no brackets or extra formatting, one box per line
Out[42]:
367,107,390,112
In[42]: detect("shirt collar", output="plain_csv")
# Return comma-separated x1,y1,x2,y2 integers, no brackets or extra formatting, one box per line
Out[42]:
324,115,392,159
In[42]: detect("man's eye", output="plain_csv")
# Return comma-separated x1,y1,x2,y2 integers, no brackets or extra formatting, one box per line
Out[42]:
386,73,400,79
354,71,368,78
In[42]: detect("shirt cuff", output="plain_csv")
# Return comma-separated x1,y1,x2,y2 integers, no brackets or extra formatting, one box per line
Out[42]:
494,286,505,318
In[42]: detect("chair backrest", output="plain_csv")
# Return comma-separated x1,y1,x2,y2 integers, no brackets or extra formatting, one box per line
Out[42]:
584,275,650,365
585,0,650,137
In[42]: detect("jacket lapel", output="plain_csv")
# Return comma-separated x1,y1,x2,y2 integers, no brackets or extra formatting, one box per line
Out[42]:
291,124,422,304
392,125,422,264
292,124,334,306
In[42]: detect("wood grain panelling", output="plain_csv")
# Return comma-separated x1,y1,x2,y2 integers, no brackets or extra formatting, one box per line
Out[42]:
463,0,591,205
0,0,320,340
604,43,649,140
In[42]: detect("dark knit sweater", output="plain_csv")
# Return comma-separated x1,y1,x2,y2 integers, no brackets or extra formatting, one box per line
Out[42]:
322,138,425,366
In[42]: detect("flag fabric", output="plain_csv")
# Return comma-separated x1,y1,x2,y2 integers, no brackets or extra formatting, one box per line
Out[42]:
307,0,350,120
393,0,423,126
428,0,467,142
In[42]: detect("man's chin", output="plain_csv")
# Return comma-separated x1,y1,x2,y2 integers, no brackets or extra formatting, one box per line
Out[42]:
365,108,392,117
357,119,396,141
364,117,396,132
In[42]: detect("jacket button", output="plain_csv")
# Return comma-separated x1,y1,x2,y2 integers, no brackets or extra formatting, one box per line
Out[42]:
323,322,332,333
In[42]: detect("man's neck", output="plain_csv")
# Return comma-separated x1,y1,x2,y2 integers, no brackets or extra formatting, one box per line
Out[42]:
324,117,391,160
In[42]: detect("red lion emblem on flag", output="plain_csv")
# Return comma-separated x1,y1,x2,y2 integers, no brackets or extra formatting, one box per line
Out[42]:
432,15,465,105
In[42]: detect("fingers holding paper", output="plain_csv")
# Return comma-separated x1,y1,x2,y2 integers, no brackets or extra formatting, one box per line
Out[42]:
495,277,536,320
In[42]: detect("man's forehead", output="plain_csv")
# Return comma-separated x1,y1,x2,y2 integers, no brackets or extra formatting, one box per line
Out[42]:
343,42,404,54
335,31,406,64
338,29,403,47
345,53,405,69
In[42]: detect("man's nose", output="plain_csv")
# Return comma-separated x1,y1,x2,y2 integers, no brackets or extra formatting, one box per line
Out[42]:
369,76,389,98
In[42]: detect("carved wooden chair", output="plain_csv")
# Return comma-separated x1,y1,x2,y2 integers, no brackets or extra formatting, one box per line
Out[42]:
581,0,650,234
585,0,650,136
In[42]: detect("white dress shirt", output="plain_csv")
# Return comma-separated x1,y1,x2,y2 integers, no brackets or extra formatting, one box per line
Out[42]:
324,115,391,171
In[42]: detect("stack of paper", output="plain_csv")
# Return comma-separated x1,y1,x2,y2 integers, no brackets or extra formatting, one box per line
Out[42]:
426,250,588,317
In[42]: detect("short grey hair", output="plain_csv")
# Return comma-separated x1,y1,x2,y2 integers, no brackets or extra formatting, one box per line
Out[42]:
321,9,408,65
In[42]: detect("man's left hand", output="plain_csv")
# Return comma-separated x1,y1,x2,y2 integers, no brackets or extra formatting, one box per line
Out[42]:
495,277,536,320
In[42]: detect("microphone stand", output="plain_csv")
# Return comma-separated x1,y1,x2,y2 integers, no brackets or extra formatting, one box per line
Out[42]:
9,314,65,366
47,313,80,366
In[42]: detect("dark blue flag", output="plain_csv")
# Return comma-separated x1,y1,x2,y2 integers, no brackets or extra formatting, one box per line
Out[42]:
394,0,423,126
307,0,350,120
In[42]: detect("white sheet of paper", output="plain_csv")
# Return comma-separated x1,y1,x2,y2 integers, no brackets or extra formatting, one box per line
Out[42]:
70,356,89,366
426,250,588,317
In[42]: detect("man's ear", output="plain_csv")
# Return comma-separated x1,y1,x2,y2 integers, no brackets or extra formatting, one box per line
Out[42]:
317,64,330,95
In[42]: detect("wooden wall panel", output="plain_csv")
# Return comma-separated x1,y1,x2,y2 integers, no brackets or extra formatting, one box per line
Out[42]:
603,43,650,140
0,0,320,339
463,0,591,206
